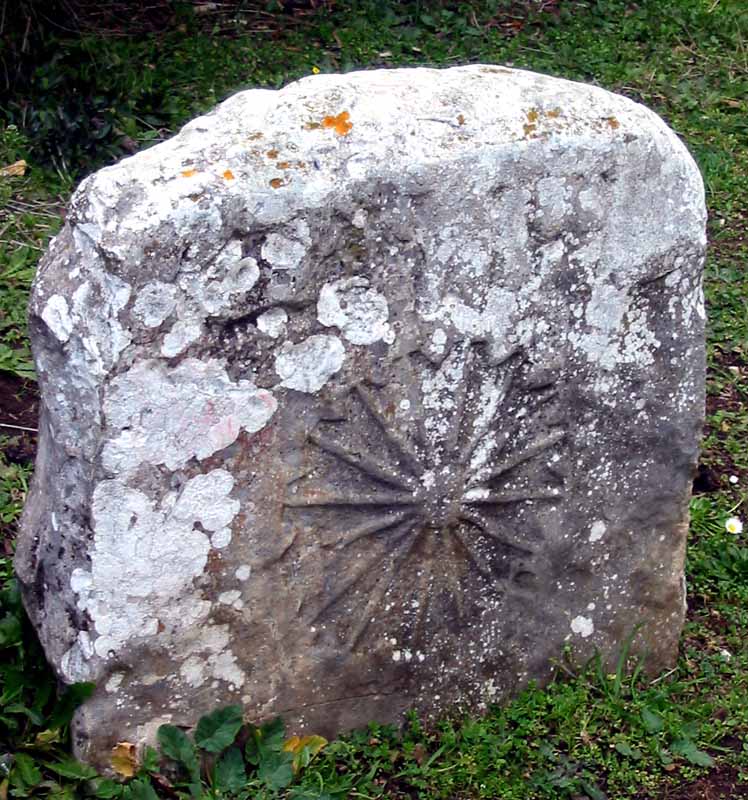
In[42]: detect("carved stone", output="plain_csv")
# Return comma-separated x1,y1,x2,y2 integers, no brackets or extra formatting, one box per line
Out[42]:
16,65,706,767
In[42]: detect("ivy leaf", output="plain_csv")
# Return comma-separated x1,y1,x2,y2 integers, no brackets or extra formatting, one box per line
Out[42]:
157,725,198,772
93,778,125,799
246,717,286,765
614,742,642,760
214,747,246,792
671,738,714,767
140,746,160,773
157,724,200,797
641,708,664,733
12,754,42,788
257,751,294,791
194,705,243,753
124,778,159,800
44,758,98,780
48,683,96,730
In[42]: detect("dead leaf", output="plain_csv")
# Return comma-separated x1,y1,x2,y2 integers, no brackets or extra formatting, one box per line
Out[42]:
111,741,138,777
0,160,27,177
283,734,328,772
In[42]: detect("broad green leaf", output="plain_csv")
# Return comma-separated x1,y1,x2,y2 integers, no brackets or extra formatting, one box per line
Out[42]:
214,746,246,792
614,742,642,760
157,724,200,797
246,716,287,765
48,682,96,730
581,779,608,800
93,778,125,799
641,708,664,733
125,778,159,800
257,751,294,791
0,614,22,648
194,705,243,753
671,738,714,767
13,754,42,788
141,746,159,773
44,757,98,780
157,724,198,771
4,704,44,726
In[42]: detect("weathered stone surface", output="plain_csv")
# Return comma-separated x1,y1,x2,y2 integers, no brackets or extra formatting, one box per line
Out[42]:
17,65,706,767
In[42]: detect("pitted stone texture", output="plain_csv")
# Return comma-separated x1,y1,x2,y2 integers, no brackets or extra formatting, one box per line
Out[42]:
16,65,706,768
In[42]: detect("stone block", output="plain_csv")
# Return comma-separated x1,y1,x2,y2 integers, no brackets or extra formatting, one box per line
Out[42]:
16,65,706,767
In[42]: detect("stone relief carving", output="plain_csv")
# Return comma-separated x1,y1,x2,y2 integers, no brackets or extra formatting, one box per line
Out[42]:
283,340,566,651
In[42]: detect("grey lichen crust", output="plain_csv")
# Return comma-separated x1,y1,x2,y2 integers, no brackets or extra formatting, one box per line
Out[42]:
16,65,706,767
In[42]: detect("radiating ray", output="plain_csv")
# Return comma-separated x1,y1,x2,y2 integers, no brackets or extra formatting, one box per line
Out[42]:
450,527,495,581
284,491,418,508
461,368,515,466
458,512,535,556
311,524,414,627
462,487,561,505
309,432,414,490
445,343,474,459
529,387,558,408
325,510,418,549
355,383,424,476
443,549,466,620
466,429,565,489
409,564,432,648
345,530,422,651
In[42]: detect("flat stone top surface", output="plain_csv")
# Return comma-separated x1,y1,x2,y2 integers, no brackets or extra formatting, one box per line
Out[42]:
18,65,706,766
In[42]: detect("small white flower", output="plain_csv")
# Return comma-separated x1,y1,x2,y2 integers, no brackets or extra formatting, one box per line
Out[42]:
725,516,743,535
729,475,739,485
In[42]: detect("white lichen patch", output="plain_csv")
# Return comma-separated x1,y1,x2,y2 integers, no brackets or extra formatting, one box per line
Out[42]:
589,520,607,543
317,276,392,345
257,307,288,338
260,220,311,271
70,272,132,377
570,615,595,638
133,282,178,328
161,319,203,357
211,527,233,549
70,469,239,660
275,334,345,393
180,624,245,688
41,295,73,342
102,358,277,473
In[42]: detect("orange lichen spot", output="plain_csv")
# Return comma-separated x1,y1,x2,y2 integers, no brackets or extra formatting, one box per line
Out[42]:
266,149,279,159
181,168,197,177
526,108,539,123
248,132,264,140
523,123,537,137
222,169,235,180
607,116,620,129
269,177,285,189
321,111,353,136
546,107,562,118
457,113,466,126
277,161,290,169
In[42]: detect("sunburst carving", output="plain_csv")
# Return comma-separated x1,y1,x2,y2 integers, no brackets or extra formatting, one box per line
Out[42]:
283,340,566,652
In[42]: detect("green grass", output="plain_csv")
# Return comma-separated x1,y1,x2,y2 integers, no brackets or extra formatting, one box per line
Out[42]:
1,0,748,797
